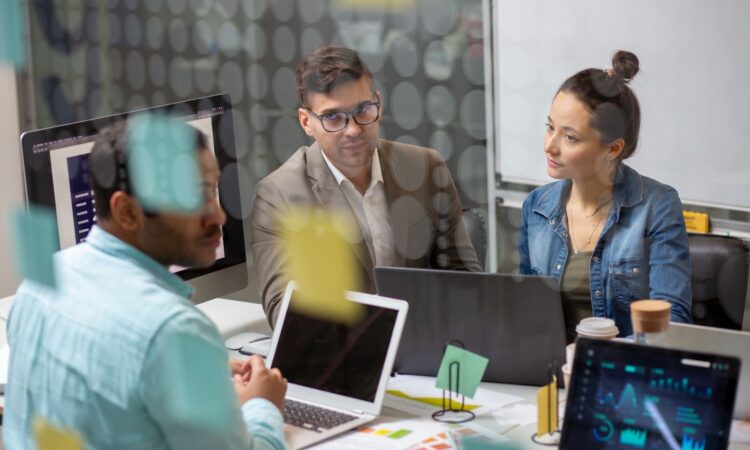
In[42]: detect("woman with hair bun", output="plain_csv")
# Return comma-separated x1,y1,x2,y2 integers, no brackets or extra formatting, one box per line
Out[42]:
519,51,692,340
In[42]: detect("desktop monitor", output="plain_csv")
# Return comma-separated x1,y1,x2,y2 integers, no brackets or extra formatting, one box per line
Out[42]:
19,94,247,303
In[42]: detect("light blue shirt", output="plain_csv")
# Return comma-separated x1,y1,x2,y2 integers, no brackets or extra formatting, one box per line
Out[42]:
5,226,287,450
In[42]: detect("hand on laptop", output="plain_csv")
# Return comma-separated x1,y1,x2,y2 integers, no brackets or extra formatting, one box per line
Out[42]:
233,355,287,411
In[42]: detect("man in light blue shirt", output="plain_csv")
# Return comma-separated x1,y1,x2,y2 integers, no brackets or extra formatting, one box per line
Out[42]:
5,121,288,449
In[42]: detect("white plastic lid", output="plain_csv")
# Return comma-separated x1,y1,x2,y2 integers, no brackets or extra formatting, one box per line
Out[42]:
576,317,619,337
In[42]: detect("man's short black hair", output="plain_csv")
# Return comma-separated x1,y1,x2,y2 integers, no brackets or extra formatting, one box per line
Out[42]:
89,119,209,219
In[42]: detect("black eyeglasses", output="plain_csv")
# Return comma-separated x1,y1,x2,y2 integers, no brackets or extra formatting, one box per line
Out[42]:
305,96,381,132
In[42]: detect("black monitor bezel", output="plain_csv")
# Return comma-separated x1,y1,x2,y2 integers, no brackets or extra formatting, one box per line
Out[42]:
19,93,246,282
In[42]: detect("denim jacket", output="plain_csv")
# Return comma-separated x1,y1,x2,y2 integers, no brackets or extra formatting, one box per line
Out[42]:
519,164,692,336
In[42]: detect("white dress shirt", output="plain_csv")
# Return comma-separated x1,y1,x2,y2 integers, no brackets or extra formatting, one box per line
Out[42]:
321,148,395,267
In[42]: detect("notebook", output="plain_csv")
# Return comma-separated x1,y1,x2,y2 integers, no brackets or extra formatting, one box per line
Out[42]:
659,322,750,419
374,267,566,386
266,281,408,449
561,338,740,450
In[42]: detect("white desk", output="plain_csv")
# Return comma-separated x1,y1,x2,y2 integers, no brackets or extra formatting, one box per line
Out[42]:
200,299,750,450
1,295,748,449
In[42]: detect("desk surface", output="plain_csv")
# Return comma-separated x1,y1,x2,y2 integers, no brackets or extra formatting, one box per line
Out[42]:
1,295,748,449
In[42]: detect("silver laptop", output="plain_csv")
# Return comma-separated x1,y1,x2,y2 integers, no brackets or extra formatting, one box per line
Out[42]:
659,322,750,419
266,281,408,449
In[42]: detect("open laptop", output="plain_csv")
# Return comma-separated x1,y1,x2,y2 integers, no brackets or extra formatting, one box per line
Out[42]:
266,281,408,449
561,338,740,450
374,267,566,386
659,322,750,419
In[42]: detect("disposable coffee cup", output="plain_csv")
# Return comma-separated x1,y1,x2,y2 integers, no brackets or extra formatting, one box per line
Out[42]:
576,317,619,340
562,363,572,389
566,343,576,366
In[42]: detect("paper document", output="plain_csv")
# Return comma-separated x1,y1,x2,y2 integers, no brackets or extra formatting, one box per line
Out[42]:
385,374,522,416
307,418,445,450
731,420,750,443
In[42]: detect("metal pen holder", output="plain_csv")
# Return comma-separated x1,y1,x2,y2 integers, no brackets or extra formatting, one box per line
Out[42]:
432,341,476,424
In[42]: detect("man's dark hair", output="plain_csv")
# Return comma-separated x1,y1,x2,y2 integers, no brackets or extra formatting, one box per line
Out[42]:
89,119,208,219
295,45,374,107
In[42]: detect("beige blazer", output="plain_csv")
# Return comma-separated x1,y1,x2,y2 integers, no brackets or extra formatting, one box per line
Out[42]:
251,139,481,326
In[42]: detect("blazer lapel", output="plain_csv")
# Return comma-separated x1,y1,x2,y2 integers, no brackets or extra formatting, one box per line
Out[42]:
306,142,375,283
378,141,409,267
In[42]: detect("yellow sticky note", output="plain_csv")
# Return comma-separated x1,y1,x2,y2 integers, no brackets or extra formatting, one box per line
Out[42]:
33,417,83,450
536,375,558,436
281,208,363,325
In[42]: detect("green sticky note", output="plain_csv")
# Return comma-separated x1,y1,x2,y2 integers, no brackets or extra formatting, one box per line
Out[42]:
0,0,26,68
435,345,488,399
160,331,235,432
10,205,58,288
460,435,523,450
127,114,202,213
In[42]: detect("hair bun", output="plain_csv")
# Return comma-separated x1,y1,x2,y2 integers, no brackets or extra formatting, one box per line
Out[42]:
612,50,639,81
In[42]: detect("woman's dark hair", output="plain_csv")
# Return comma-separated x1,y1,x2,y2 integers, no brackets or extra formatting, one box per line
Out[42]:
90,119,208,219
558,50,641,161
295,45,374,107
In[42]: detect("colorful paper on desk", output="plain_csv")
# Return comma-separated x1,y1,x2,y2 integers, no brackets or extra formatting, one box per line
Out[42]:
307,419,444,450
536,375,558,436
281,208,363,325
159,331,235,432
435,345,488,398
32,417,83,450
10,205,59,288
0,0,26,68
385,374,522,416
127,113,202,213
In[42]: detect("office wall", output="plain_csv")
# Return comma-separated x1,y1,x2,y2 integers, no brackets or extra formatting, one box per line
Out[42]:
0,67,23,297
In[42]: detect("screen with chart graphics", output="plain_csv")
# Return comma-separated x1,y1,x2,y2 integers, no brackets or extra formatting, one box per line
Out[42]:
561,338,739,450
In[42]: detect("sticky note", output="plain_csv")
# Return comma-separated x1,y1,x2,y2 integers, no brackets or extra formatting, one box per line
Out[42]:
536,375,558,436
127,113,202,213
159,331,235,432
0,0,26,68
10,205,58,288
32,417,83,450
435,345,489,399
281,208,363,325
460,435,523,450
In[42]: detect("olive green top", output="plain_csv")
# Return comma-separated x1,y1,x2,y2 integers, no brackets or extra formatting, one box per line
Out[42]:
561,250,593,343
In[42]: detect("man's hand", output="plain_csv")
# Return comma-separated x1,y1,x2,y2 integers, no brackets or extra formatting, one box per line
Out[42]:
233,355,287,411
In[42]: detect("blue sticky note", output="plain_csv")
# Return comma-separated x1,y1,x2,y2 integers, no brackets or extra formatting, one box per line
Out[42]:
10,205,59,288
127,114,202,213
435,345,489,399
159,331,236,432
0,0,27,68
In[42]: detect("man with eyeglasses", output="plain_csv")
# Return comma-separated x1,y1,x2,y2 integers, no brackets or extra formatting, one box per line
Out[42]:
251,45,481,327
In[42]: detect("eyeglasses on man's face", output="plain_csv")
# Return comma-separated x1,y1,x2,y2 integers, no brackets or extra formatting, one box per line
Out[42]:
305,96,381,132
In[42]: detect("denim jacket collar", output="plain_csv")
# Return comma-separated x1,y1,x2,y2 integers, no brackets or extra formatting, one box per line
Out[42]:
531,164,644,224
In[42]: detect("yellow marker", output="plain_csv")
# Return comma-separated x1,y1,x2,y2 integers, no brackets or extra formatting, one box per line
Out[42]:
683,210,710,233
281,208,363,325
33,417,84,450
536,375,558,436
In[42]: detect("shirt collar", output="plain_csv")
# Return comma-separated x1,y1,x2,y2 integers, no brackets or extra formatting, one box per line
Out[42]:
532,164,644,220
320,147,383,190
85,226,195,300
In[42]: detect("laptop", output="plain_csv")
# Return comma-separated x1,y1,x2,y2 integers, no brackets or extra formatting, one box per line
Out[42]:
266,281,408,449
561,338,740,450
374,267,566,386
659,322,750,419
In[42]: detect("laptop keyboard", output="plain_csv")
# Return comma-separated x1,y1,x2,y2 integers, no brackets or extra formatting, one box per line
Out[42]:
282,399,359,433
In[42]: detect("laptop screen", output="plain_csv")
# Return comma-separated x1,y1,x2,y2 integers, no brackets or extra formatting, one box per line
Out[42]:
271,292,398,403
561,338,739,450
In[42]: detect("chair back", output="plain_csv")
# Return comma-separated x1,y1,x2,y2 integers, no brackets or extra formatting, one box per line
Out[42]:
461,208,487,271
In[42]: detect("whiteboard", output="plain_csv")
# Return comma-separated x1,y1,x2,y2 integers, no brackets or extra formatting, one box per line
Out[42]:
493,0,750,211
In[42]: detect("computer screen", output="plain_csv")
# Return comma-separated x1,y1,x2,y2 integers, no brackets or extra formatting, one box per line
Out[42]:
271,291,398,402
561,338,740,450
20,94,247,302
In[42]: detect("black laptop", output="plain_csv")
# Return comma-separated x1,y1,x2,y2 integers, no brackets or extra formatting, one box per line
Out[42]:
561,338,740,450
374,267,566,386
